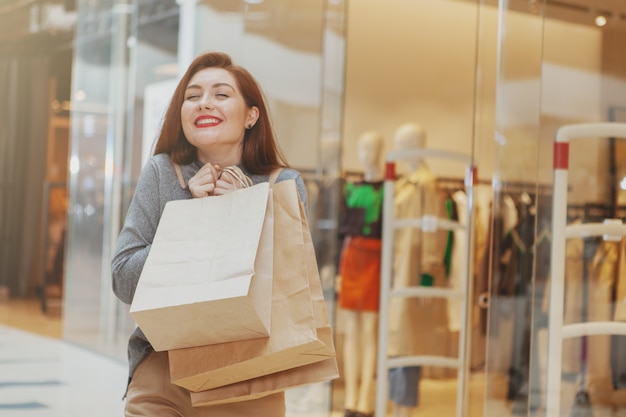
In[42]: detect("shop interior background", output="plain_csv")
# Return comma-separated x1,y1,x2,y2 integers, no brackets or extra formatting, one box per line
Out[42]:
1,0,626,416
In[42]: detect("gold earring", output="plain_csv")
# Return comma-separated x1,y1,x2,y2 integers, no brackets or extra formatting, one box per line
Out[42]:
246,123,253,129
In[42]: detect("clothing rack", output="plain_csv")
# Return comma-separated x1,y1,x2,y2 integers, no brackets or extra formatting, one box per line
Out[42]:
496,181,554,195
436,176,555,198
546,122,626,417
437,176,488,190
375,149,475,417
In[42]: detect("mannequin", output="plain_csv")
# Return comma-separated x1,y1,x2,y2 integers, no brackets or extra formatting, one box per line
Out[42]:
337,131,385,417
387,123,449,417
394,122,426,172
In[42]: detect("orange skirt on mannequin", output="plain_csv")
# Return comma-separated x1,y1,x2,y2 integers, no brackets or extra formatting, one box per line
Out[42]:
338,236,382,312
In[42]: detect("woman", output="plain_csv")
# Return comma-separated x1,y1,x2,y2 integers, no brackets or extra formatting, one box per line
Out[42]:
112,51,307,416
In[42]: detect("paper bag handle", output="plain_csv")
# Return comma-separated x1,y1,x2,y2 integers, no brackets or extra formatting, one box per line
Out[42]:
220,166,253,188
269,168,283,185
173,163,187,189
171,162,254,190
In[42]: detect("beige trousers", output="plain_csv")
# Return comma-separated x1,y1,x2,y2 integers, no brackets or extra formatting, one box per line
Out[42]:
125,351,285,417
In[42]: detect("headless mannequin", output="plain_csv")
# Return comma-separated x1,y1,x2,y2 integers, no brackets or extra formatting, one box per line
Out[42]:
340,131,384,417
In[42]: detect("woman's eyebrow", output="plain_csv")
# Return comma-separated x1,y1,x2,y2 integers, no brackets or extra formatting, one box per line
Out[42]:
185,83,235,91
212,82,235,90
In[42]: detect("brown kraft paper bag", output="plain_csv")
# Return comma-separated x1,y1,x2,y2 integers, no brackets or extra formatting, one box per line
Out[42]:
189,197,339,405
168,179,336,392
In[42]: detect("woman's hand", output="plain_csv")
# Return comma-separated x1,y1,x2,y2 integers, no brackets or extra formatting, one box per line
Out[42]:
188,162,221,198
213,168,248,195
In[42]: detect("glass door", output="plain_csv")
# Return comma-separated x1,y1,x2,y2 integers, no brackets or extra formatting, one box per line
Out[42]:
337,1,485,416
485,1,626,417
68,0,346,415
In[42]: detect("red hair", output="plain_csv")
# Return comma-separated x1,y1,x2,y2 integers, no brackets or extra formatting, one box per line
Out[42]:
153,51,288,175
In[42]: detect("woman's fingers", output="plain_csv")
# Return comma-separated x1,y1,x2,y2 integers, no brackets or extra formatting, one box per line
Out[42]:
213,170,240,195
189,163,250,197
188,162,220,197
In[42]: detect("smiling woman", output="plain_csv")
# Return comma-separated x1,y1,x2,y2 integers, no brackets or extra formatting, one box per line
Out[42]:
111,51,309,417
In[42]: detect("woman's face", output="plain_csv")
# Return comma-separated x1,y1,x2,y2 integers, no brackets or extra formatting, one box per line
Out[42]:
181,67,258,166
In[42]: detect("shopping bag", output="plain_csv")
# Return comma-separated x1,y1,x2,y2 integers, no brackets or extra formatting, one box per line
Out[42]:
129,181,274,351
189,199,339,405
168,179,336,392
190,359,338,406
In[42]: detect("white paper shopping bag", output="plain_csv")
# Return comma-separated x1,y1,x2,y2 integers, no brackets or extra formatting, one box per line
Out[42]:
130,182,274,351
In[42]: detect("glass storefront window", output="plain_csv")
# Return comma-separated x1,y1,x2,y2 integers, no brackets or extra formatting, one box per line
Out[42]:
185,1,345,412
486,2,626,417
66,0,180,357
68,0,344,414
63,0,626,416
341,1,483,415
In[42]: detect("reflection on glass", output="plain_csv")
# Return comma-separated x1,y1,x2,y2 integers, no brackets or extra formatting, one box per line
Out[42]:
487,2,626,417
189,0,343,413
339,0,481,415
66,1,180,358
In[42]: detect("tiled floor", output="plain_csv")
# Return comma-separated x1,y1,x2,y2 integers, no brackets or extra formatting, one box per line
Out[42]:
0,297,334,417
0,323,127,416
0,297,487,417
1,297,568,417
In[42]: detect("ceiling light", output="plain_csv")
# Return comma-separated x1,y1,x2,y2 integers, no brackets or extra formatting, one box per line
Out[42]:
595,15,608,26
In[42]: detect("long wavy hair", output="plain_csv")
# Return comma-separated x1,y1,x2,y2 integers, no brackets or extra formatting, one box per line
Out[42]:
153,51,288,175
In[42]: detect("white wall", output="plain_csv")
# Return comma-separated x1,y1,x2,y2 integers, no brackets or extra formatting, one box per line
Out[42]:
341,0,624,188
342,0,478,179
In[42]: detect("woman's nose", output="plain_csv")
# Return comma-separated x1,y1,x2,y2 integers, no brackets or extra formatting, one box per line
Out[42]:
198,96,213,109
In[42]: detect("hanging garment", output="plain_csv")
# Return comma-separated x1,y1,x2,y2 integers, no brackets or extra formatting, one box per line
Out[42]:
612,239,626,390
447,190,466,333
498,196,535,402
502,194,519,237
446,190,486,370
586,238,619,405
485,193,520,374
556,219,584,376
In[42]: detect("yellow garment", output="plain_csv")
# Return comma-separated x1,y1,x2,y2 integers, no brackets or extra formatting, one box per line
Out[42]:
447,191,467,332
613,239,626,321
554,231,626,406
586,239,619,404
558,221,584,375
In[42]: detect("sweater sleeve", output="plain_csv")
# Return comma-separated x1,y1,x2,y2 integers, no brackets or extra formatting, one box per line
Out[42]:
293,174,308,215
111,160,162,305
275,168,308,217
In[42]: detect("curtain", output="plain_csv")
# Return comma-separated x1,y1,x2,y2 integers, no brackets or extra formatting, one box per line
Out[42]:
0,54,49,296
